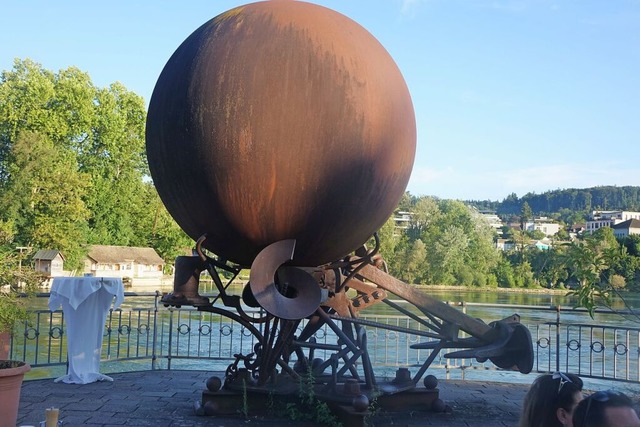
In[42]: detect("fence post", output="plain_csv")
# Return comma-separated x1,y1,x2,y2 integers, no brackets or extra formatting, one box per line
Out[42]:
555,305,561,373
151,291,159,370
167,307,174,370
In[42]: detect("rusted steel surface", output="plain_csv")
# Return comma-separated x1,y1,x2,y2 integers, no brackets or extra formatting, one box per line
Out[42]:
146,1,416,267
161,256,209,307
248,239,321,320
357,262,493,338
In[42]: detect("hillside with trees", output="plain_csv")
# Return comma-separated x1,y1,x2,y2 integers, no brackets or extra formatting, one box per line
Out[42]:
470,186,640,220
378,192,640,313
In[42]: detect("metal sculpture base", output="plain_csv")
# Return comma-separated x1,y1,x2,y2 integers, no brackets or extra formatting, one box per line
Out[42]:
170,235,532,425
198,376,440,427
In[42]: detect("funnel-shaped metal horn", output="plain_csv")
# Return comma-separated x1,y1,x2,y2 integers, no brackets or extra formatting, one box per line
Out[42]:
249,240,321,320
161,255,210,307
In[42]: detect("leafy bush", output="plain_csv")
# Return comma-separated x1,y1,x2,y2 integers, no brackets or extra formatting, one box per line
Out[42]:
0,242,44,334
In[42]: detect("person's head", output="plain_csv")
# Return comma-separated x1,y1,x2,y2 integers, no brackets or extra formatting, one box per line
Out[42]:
572,390,640,427
519,372,584,427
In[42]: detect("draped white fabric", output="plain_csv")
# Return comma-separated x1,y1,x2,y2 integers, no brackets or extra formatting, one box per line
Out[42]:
49,277,124,384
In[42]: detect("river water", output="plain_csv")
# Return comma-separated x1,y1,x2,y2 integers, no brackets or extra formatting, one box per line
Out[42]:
35,282,640,335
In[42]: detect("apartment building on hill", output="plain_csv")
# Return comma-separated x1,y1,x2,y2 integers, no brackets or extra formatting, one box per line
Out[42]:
586,211,640,234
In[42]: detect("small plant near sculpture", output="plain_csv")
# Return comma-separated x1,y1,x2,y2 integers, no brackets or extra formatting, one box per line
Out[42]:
0,226,44,343
364,390,382,427
240,378,249,419
281,369,341,427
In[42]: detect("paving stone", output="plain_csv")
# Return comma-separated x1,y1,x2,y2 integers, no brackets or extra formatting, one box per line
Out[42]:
18,370,534,427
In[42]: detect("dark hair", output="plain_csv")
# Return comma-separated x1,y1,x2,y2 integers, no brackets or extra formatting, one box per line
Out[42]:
572,390,634,427
519,372,584,427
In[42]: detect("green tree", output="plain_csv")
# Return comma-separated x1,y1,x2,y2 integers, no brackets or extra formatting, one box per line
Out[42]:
375,214,399,264
621,234,640,257
558,208,587,227
142,185,193,263
81,83,148,246
555,227,570,241
513,261,536,288
400,197,499,287
401,239,427,284
396,191,414,212
0,131,89,268
494,256,517,288
564,236,610,316
0,60,96,175
429,225,468,285
508,229,529,263
528,229,546,240
528,246,568,288
0,59,165,269
405,196,440,241
520,201,533,229
0,224,45,333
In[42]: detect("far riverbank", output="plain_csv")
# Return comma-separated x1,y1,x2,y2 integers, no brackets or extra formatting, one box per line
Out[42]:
414,283,571,295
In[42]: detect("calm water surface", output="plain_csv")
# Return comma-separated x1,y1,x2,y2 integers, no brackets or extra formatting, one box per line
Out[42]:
37,281,640,314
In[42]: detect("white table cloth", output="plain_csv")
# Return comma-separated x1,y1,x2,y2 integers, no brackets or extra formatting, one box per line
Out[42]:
49,277,124,384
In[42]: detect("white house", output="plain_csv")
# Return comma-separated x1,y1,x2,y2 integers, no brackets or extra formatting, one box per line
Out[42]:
393,211,413,229
586,211,640,234
523,217,560,237
495,239,516,251
478,210,504,234
84,245,164,286
611,218,640,238
32,250,66,277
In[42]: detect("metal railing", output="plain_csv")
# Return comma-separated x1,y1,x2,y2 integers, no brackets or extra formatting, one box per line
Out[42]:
7,293,640,384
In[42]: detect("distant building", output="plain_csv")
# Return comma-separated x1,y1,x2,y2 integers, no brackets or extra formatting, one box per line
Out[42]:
611,218,640,238
393,211,413,229
533,240,551,250
495,239,516,251
477,210,504,234
496,238,553,251
569,223,586,234
84,245,164,286
568,223,586,240
523,217,560,237
586,211,640,234
32,249,65,277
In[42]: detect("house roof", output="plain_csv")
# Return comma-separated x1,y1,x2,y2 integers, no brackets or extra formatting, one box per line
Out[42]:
87,245,164,265
612,219,640,229
33,249,64,261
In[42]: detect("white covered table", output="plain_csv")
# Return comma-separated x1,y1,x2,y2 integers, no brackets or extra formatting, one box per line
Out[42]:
48,277,124,384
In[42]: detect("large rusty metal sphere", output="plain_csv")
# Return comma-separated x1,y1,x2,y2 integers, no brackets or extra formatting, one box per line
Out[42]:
146,1,416,267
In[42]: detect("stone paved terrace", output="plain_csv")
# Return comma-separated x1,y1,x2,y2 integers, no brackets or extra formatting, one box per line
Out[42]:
17,370,533,426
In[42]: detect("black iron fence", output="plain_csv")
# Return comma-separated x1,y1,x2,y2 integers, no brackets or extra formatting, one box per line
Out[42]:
7,292,640,384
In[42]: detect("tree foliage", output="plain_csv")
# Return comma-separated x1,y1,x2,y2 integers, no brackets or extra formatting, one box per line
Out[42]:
0,59,190,269
382,197,499,286
377,191,640,320
0,220,45,332
494,186,640,219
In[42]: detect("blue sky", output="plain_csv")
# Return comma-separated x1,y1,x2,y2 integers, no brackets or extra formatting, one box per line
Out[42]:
1,0,639,201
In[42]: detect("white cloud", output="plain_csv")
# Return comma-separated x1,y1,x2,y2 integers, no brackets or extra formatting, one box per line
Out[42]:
399,0,428,18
